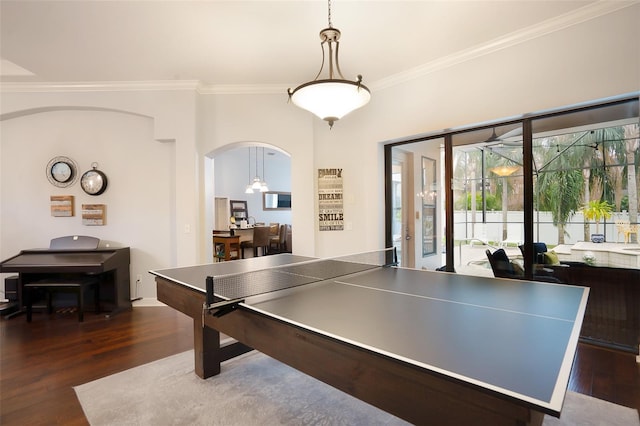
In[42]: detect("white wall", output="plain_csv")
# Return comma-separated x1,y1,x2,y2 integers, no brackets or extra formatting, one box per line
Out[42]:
1,4,638,300
0,90,198,299
0,109,173,298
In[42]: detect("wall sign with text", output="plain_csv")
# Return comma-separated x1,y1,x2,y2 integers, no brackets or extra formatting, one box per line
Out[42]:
318,168,344,231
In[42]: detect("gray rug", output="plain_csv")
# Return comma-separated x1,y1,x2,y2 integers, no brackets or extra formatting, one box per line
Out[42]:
75,350,640,426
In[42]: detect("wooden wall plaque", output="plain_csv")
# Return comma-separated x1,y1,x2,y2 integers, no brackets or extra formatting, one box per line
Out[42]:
82,204,106,226
50,195,74,217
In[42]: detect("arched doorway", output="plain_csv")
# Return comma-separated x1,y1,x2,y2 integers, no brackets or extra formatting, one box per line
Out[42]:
204,142,292,261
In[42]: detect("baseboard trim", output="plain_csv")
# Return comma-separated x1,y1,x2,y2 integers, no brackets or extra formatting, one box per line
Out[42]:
132,298,166,307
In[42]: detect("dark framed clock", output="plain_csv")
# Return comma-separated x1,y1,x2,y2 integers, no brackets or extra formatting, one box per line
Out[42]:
80,163,108,196
46,156,78,188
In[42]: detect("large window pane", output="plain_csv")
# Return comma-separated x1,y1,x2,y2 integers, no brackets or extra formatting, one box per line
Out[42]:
451,124,523,277
532,114,640,253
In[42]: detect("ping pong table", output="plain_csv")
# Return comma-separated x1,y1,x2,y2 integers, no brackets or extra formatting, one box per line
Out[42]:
150,249,588,425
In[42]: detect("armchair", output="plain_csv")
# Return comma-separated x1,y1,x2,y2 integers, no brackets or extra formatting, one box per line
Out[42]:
486,249,563,283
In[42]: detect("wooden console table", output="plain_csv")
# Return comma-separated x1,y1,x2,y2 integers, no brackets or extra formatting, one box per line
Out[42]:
213,235,240,262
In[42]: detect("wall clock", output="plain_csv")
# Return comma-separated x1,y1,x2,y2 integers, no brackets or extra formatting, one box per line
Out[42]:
80,163,108,196
46,156,78,188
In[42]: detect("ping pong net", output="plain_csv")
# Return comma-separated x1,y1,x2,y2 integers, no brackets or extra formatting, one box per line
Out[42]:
204,247,397,318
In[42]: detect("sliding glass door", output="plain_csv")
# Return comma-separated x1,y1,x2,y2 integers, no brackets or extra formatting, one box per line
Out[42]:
388,139,444,270
385,94,639,276
450,124,524,276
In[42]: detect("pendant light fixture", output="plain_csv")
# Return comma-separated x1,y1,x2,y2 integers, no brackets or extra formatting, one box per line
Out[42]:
245,147,254,194
246,146,269,193
287,0,370,128
490,165,519,177
260,147,269,193
251,146,262,190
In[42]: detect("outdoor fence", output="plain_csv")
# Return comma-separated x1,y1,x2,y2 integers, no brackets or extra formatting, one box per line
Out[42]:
454,210,637,247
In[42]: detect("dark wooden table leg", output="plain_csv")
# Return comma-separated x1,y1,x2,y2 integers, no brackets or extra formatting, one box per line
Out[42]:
193,315,222,378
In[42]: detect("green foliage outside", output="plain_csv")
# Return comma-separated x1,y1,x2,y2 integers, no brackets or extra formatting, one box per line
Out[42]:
582,200,613,234
452,123,639,244
455,193,501,211
537,168,584,244
621,196,629,212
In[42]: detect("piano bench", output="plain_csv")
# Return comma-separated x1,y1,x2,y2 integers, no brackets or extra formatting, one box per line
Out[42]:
24,279,100,322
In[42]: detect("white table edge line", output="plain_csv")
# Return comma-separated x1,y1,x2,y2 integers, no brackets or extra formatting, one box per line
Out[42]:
334,280,581,323
244,303,564,414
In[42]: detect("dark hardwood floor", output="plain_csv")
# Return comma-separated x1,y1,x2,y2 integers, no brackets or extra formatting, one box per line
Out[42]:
1,307,638,425
569,341,640,411
1,307,193,426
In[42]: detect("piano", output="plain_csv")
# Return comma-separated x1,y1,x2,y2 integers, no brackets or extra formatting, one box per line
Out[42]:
0,244,131,317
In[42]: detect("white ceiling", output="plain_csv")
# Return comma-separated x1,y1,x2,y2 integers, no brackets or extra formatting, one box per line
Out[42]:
0,1,635,92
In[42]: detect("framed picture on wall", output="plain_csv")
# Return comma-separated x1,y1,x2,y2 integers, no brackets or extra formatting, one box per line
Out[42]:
82,204,106,226
50,195,74,217
422,206,436,256
230,200,248,221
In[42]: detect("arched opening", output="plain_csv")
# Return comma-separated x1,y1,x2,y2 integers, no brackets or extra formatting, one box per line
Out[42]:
204,142,292,261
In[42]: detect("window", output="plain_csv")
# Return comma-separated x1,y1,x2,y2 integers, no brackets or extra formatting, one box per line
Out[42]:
385,94,639,275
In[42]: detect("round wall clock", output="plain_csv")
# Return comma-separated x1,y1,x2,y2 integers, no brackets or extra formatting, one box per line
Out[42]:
46,156,78,187
80,163,108,196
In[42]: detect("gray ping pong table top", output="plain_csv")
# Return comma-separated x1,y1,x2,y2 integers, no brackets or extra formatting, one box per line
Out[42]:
150,253,588,415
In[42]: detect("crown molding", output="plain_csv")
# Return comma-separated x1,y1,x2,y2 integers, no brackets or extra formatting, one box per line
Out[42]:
0,79,290,95
370,1,638,91
196,83,287,95
0,1,635,95
0,80,200,93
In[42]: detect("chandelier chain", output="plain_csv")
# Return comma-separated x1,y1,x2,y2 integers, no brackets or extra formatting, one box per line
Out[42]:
327,0,332,28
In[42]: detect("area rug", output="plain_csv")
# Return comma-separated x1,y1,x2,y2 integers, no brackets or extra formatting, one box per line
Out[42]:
75,350,640,426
